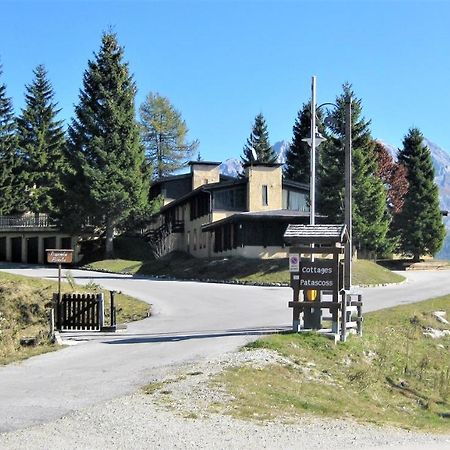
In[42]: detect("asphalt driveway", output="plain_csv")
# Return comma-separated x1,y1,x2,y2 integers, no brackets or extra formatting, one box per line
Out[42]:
0,265,449,432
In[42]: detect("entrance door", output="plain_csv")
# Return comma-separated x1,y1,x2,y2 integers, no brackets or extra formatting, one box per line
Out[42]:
11,237,22,263
27,237,39,264
0,237,6,261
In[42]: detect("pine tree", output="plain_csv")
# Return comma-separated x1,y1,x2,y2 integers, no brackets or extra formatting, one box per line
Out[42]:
394,128,445,260
0,66,24,214
284,102,325,183
241,113,277,166
319,83,390,254
17,65,67,215
140,92,198,179
66,32,149,258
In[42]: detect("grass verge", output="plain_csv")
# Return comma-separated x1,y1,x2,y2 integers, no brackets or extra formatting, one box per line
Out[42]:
213,295,450,432
85,250,405,286
0,271,150,365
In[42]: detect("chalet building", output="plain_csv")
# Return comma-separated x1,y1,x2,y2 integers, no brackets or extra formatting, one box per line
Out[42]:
148,161,314,259
0,214,80,264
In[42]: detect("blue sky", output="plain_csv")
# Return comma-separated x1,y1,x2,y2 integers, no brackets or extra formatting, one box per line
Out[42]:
1,0,450,160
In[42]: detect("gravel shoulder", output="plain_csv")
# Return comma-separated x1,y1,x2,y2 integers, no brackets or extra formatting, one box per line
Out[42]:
1,348,449,450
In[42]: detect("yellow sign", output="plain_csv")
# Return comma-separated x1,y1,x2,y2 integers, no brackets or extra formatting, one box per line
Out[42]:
305,289,318,301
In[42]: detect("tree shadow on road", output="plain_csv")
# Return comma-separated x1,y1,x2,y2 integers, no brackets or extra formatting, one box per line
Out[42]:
102,326,291,345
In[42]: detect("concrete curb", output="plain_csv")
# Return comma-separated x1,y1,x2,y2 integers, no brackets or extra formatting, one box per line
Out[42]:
356,278,407,288
79,265,407,289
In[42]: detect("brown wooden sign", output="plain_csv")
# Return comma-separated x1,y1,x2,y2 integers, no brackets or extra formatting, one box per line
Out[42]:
46,249,73,264
298,260,338,289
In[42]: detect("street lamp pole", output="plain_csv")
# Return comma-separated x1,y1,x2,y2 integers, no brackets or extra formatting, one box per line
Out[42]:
305,76,352,290
310,76,317,227
344,96,352,290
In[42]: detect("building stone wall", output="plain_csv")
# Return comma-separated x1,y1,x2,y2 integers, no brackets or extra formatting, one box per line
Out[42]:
183,202,212,258
212,211,236,222
245,165,282,212
191,164,220,190
213,245,288,259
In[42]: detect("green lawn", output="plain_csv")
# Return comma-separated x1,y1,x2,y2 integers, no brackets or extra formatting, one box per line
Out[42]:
352,259,405,285
0,271,150,365
213,295,450,432
85,249,405,286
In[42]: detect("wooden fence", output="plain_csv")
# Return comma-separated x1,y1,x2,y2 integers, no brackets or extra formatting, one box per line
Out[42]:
54,293,104,331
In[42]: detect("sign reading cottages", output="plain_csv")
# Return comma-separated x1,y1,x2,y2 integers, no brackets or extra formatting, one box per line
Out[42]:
46,249,73,264
298,260,337,289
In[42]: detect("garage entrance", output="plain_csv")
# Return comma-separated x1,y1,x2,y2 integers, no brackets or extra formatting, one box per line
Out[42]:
11,237,22,262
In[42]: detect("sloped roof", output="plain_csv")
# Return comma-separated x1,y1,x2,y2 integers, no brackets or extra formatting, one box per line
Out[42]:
283,224,348,245
202,210,314,231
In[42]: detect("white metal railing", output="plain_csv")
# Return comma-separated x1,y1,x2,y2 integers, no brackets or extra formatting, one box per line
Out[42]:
0,214,56,229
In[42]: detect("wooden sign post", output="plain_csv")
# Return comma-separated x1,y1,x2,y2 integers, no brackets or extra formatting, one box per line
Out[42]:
46,249,74,303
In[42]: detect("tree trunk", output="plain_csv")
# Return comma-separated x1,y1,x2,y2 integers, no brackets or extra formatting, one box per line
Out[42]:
413,253,421,263
105,217,115,259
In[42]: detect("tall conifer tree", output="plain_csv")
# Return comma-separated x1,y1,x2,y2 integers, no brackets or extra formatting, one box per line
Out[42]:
284,102,325,184
0,67,24,214
17,65,66,215
241,113,277,166
319,83,390,254
66,32,148,258
394,128,445,260
140,92,198,179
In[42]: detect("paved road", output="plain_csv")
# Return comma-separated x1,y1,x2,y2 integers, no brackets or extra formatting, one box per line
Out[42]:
0,265,449,433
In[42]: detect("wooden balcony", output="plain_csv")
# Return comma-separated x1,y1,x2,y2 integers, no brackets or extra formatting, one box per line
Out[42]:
0,214,57,231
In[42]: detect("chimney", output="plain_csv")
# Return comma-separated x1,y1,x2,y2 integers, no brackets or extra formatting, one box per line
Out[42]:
189,161,222,190
244,163,283,211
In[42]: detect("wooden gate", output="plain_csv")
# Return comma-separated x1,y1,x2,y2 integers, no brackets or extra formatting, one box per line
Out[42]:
54,293,104,331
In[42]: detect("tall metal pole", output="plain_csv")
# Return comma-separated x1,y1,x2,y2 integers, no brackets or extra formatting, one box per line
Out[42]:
310,76,317,226
344,97,352,290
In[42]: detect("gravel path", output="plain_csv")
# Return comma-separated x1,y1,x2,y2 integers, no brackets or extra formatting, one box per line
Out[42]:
1,349,449,450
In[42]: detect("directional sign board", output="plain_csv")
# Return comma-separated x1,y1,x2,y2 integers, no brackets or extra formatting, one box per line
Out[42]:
46,249,73,264
299,260,337,289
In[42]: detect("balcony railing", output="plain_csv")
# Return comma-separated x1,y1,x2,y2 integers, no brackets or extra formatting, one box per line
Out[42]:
0,214,57,229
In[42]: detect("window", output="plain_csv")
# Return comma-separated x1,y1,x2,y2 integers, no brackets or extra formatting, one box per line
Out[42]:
190,193,210,220
262,185,268,206
283,188,308,211
213,186,246,211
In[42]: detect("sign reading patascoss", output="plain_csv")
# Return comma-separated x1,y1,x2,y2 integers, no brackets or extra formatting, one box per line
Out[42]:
298,260,337,289
46,249,73,264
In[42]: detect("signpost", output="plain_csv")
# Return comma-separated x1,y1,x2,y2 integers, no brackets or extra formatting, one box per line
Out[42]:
284,224,364,341
46,249,74,303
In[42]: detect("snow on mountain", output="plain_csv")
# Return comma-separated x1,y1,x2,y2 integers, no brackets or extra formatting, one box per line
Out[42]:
376,140,398,159
272,140,290,164
220,158,242,177
220,138,450,259
219,140,291,178
423,138,450,211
